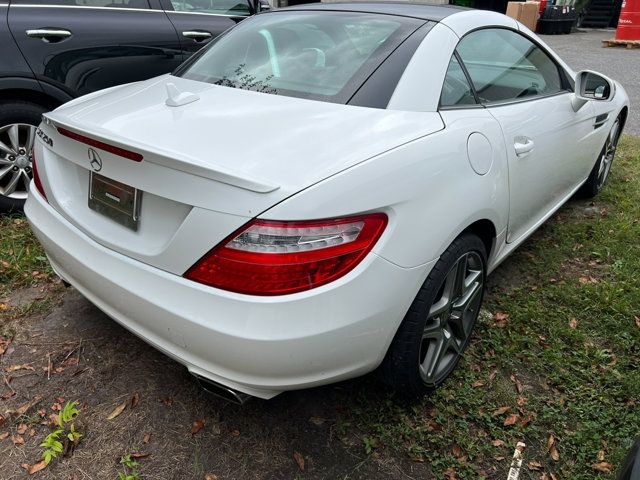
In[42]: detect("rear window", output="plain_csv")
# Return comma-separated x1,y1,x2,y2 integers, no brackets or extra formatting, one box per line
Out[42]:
177,11,422,103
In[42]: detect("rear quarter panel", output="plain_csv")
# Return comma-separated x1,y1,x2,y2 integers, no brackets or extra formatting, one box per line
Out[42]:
263,110,510,269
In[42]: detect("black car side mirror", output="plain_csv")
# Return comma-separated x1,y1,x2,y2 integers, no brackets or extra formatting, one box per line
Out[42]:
253,0,270,12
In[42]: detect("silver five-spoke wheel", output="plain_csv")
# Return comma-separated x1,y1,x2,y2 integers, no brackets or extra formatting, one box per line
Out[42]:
596,117,620,190
419,251,484,386
0,123,37,200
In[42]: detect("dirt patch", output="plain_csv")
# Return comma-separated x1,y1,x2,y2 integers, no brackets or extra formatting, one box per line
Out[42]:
0,288,433,480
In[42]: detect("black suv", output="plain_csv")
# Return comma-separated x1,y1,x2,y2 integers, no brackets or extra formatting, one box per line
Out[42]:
0,0,265,212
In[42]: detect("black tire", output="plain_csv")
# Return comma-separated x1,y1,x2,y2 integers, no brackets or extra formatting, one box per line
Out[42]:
579,113,622,199
0,100,49,214
381,233,487,397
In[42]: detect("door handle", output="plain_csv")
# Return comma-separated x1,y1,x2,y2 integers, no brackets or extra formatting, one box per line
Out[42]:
182,30,212,41
514,136,534,157
26,28,72,42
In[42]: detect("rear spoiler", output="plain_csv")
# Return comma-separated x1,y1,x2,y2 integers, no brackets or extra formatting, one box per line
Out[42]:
43,114,280,194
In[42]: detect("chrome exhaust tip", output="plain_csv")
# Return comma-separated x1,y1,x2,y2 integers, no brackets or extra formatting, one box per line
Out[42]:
192,374,251,405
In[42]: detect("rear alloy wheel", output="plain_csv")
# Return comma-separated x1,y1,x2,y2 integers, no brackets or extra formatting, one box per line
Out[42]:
580,114,622,198
0,101,48,214
381,234,487,396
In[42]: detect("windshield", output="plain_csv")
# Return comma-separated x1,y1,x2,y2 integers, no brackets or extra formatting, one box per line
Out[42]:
177,11,423,103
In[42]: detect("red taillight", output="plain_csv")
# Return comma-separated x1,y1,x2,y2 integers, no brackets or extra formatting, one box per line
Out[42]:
184,213,388,296
57,126,143,162
31,148,47,201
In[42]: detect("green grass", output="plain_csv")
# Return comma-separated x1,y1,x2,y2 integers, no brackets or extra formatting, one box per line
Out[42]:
0,215,52,299
343,136,640,479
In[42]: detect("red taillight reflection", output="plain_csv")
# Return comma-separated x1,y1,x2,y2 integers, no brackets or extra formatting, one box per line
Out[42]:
31,148,47,201
57,127,143,162
184,213,388,296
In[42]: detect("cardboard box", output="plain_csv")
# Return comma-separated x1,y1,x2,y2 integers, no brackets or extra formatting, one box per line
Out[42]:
506,1,540,31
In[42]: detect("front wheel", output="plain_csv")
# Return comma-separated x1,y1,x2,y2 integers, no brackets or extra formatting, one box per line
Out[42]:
381,233,487,397
579,114,622,198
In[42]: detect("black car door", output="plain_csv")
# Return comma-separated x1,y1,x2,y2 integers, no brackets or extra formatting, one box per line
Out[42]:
8,0,184,98
159,0,252,57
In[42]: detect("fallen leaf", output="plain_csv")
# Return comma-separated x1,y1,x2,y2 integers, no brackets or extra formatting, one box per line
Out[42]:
547,434,559,461
6,364,35,373
510,374,524,394
62,356,79,367
0,415,4,428
539,474,550,480
491,439,505,447
517,396,527,408
16,424,27,434
51,402,62,412
48,414,59,427
528,460,543,471
191,419,205,434
1,390,16,400
231,430,240,437
106,401,127,420
494,312,509,328
504,414,519,426
597,449,605,462
494,456,505,461
550,473,558,480
519,414,534,427
143,433,151,444
131,392,140,409
309,416,325,426
452,444,462,458
592,462,613,473
492,406,510,416
489,370,498,381
16,395,42,415
21,461,47,474
12,434,25,445
204,475,218,480
635,316,640,329
0,432,9,440
444,467,457,479
293,451,305,471
131,452,150,458
471,380,485,388
569,318,578,329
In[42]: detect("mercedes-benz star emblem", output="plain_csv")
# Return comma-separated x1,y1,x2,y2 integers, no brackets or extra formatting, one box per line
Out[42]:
88,148,102,172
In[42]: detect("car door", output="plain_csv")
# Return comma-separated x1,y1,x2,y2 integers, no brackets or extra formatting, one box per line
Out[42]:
8,0,184,98
159,0,252,58
455,28,597,244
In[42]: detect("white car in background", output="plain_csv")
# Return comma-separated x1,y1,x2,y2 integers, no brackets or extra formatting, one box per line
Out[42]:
25,3,628,403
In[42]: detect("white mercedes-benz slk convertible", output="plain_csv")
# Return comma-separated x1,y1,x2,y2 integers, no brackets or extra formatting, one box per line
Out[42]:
25,2,628,402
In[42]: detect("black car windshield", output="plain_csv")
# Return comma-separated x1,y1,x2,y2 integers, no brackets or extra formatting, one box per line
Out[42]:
177,11,423,103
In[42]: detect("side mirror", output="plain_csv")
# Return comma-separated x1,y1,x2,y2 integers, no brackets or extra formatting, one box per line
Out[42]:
618,438,640,480
572,70,615,111
253,0,270,12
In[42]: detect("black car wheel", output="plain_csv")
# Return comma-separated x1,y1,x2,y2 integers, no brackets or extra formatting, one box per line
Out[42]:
0,101,48,214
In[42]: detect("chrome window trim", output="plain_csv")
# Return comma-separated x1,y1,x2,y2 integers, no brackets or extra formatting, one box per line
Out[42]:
167,10,248,17
12,4,164,12
11,3,243,16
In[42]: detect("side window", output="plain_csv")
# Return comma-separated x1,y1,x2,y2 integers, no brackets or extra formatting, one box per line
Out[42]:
456,28,563,104
170,0,250,15
440,55,477,107
18,0,151,7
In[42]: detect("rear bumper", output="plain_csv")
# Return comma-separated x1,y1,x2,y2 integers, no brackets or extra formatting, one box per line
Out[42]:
26,189,434,399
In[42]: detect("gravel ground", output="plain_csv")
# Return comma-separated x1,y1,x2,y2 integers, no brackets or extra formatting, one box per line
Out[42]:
542,29,639,135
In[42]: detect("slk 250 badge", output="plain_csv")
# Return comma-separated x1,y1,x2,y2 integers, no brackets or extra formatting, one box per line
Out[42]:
36,128,53,147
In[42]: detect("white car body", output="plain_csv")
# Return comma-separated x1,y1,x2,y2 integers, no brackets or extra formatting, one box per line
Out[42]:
26,4,629,399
